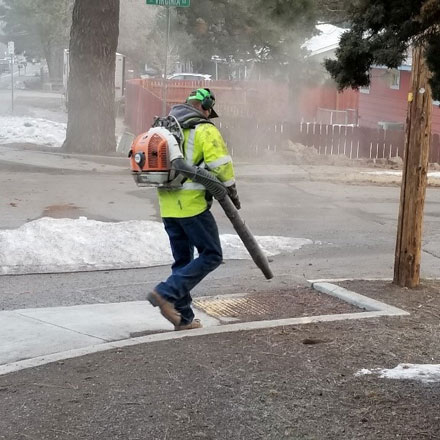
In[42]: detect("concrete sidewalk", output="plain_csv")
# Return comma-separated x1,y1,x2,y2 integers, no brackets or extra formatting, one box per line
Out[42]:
2,143,440,187
0,144,312,182
0,145,126,173
0,144,303,177
0,301,220,367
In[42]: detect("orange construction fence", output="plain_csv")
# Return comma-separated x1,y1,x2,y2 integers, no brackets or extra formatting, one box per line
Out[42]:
124,78,289,135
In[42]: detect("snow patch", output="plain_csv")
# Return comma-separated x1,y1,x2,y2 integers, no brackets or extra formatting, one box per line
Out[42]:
0,217,313,275
361,171,402,176
0,116,66,147
303,24,346,55
356,364,440,383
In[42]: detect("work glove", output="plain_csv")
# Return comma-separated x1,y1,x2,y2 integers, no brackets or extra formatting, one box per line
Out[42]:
227,184,241,210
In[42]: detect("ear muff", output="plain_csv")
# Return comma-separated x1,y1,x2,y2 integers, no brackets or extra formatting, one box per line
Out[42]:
187,88,215,111
200,89,215,111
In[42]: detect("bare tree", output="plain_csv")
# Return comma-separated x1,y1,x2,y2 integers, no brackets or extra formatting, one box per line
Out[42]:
0,0,73,82
118,0,157,73
63,0,120,154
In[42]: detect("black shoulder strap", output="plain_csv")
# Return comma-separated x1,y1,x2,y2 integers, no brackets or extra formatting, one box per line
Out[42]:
180,117,214,129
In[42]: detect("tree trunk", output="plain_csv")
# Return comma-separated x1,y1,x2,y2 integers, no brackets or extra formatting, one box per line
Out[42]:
393,45,432,288
63,0,120,154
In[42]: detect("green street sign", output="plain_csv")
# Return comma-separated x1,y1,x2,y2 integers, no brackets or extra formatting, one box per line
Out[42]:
146,0,190,6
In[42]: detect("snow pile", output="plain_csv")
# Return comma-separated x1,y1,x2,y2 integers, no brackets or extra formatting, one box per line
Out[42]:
0,116,66,147
362,170,440,178
356,364,440,383
220,234,312,259
0,217,313,275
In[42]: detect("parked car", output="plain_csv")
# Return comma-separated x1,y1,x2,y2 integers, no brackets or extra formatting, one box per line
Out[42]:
167,73,211,81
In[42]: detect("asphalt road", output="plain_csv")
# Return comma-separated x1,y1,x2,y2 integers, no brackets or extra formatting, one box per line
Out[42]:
1,146,439,310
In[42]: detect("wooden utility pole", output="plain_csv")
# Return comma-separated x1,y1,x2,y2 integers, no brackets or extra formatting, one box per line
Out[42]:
394,45,432,288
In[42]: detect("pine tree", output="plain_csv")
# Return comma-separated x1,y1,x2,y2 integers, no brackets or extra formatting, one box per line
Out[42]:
62,0,120,154
324,0,440,100
172,0,316,78
118,0,158,74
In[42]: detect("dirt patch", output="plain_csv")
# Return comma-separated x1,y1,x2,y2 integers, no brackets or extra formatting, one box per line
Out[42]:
281,141,402,169
338,279,440,314
42,203,83,218
194,287,359,322
1,280,440,439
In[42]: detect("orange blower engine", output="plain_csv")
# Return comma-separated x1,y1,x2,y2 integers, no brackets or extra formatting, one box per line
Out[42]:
129,116,184,187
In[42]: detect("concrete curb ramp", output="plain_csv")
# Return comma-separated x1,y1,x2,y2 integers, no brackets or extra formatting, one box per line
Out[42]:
0,282,409,376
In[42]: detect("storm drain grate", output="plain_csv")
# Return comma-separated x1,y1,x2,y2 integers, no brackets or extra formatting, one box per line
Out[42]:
193,295,268,319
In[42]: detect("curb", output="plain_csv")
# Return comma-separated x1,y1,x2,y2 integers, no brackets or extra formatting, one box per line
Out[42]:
311,282,409,316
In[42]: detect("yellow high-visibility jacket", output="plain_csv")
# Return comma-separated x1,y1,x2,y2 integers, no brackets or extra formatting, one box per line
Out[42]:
158,122,235,218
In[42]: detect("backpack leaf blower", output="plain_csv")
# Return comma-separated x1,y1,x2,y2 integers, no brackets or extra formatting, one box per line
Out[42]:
129,116,274,280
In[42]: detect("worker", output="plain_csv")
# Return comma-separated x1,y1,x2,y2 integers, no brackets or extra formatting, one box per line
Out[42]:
147,88,240,330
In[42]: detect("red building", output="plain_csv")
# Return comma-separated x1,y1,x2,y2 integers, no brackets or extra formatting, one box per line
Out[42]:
301,26,440,135
299,66,440,135
358,66,440,135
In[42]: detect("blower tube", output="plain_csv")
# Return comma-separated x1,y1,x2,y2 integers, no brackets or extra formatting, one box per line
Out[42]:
172,158,274,280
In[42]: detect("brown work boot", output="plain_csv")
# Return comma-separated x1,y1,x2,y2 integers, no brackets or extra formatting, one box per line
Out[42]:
174,319,203,331
146,291,181,326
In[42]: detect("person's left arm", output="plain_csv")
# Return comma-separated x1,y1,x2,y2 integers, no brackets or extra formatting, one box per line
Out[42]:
198,124,240,208
198,124,235,186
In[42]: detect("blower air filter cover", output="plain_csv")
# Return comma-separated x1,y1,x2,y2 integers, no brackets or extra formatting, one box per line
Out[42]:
130,130,170,172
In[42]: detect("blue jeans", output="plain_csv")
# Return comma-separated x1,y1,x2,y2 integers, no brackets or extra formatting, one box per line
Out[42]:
155,210,223,324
